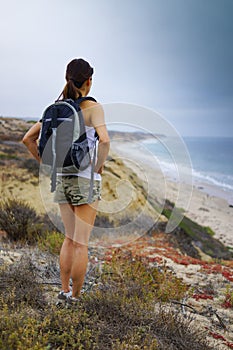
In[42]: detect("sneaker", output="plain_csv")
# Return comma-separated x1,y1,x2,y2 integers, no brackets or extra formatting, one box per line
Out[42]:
67,295,79,305
57,289,72,300
55,300,66,308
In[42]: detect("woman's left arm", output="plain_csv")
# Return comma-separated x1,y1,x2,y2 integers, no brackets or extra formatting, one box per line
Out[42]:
90,103,110,174
22,122,41,162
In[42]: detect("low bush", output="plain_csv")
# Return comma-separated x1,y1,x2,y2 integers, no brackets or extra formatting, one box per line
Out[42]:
19,158,39,177
101,250,188,302
0,258,46,310
0,199,45,243
0,253,215,350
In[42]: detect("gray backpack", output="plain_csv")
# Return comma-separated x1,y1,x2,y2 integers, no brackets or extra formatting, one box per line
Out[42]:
38,96,97,201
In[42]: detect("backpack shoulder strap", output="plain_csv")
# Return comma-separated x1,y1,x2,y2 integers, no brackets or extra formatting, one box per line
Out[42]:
50,105,58,192
75,96,97,104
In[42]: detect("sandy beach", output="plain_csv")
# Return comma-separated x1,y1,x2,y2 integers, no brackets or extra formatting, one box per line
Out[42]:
111,141,233,249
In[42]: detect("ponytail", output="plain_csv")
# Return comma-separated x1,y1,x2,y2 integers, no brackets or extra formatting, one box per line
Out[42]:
62,80,82,100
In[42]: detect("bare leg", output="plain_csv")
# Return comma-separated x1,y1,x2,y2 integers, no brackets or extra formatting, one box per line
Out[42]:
70,241,89,297
59,203,75,292
59,237,74,292
71,201,98,298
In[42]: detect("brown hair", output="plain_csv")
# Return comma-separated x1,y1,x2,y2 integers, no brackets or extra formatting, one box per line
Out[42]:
60,58,94,100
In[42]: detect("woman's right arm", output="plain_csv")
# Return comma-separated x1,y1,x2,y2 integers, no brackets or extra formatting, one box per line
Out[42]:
22,122,41,162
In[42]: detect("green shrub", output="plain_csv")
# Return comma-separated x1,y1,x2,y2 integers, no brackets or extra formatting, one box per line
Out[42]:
100,251,188,303
0,305,98,350
38,230,64,255
162,203,232,260
0,308,48,350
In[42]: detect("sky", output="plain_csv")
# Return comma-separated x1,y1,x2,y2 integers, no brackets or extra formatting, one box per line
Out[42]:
0,0,232,137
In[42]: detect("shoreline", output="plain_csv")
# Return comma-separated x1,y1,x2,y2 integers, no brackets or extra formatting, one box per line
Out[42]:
139,135,233,206
192,179,233,207
111,141,233,249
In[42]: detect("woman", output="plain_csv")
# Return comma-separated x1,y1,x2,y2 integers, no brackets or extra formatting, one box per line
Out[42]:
23,58,110,303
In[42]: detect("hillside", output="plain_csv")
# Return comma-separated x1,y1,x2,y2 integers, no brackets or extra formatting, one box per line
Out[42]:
0,117,233,349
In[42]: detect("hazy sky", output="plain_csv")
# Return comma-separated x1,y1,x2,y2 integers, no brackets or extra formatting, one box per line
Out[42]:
0,0,232,136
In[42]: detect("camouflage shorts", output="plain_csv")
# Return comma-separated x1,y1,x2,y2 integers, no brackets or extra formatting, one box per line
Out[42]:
53,176,101,205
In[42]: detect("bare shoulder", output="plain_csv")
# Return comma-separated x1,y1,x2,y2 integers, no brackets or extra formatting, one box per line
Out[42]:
81,99,104,127
80,98,98,110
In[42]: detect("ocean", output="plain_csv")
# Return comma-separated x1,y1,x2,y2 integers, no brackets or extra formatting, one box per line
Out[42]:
145,137,233,204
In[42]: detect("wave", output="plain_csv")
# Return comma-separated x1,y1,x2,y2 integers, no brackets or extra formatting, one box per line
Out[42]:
156,158,233,193
191,169,233,192
145,139,233,195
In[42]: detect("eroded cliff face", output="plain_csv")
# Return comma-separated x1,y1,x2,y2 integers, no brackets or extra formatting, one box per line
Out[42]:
90,151,166,247
100,153,162,226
